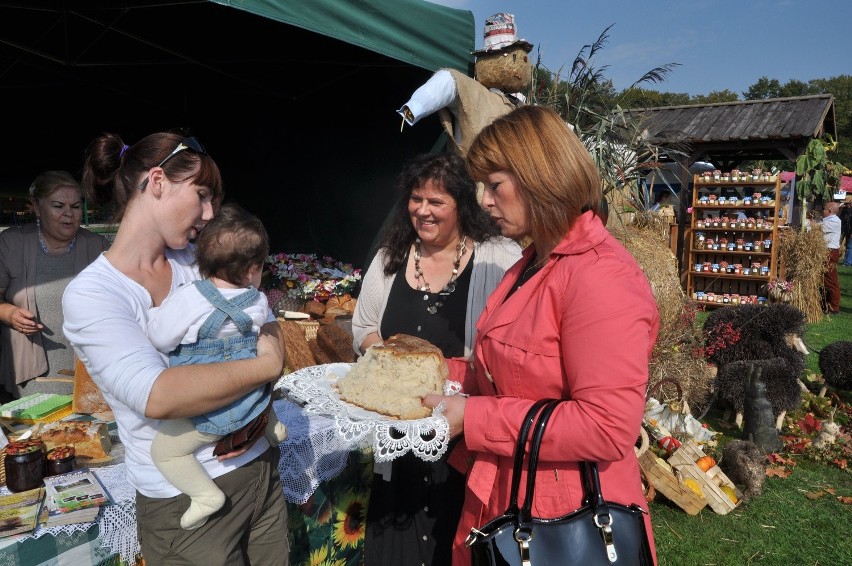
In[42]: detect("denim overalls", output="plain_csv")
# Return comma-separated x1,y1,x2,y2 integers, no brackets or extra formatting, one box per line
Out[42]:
170,279,271,436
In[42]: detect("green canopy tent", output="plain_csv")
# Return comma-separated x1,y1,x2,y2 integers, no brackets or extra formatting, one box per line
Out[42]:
0,0,474,264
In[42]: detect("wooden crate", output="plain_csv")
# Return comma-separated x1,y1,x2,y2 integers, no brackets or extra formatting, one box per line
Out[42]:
667,439,743,515
638,450,707,515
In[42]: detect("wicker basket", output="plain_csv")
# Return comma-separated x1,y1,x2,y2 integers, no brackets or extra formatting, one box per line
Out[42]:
668,440,743,515
295,320,320,342
638,450,707,515
273,295,306,315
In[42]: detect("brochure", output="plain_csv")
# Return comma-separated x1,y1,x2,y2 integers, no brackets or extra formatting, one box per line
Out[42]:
0,487,45,538
42,468,111,514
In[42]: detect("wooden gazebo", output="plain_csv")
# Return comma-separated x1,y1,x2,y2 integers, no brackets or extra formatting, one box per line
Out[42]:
626,94,837,273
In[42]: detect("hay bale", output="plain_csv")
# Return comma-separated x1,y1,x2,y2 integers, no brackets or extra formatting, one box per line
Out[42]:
609,223,711,411
778,227,827,323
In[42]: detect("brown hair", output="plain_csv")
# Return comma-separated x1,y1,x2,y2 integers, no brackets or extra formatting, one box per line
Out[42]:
465,105,601,249
28,170,80,201
195,202,269,285
81,131,223,222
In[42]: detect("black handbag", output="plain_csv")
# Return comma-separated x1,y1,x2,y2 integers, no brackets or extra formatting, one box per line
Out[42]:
465,399,654,565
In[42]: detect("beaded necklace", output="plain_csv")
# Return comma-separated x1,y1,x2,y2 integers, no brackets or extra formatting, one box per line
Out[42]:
37,219,76,255
413,235,468,315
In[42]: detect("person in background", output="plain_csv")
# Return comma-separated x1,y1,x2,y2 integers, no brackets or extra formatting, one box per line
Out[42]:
423,105,659,566
839,201,852,267
63,132,289,564
821,201,842,313
0,171,110,399
352,151,521,566
147,202,287,531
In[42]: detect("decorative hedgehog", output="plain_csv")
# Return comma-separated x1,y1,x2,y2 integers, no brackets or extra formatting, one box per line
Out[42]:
702,304,808,429
818,340,852,397
720,439,767,503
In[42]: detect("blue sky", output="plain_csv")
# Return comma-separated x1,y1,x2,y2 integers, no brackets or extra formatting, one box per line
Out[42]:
430,0,851,97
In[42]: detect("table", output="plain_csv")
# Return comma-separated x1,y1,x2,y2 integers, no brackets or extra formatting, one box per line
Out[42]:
274,398,371,566
0,463,139,566
0,396,396,566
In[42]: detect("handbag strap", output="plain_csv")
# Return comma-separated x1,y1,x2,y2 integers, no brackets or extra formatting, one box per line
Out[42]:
519,398,562,521
505,398,554,515
522,400,622,563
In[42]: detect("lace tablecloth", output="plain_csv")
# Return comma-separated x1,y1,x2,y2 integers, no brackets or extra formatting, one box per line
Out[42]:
1,463,138,564
274,363,459,504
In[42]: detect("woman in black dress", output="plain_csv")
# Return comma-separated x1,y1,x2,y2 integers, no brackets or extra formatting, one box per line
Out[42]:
351,152,521,565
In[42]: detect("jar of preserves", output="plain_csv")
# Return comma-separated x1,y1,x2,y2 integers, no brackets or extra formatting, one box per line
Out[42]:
45,446,76,477
4,440,46,492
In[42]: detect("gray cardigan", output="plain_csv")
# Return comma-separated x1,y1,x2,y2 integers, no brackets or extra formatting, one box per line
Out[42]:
0,223,110,387
351,237,522,359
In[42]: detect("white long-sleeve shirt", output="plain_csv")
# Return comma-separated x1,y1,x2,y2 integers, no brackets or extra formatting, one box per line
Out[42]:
62,248,267,497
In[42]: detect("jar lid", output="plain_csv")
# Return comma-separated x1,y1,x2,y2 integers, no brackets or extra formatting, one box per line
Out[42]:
5,441,43,455
47,446,76,461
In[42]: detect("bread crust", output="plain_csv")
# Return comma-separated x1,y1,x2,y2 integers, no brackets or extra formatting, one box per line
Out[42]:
335,334,447,420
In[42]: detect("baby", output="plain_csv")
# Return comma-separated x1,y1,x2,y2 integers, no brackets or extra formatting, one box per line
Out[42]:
147,202,286,530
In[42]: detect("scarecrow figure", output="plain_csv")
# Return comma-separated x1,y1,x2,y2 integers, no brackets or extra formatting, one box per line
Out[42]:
397,13,533,156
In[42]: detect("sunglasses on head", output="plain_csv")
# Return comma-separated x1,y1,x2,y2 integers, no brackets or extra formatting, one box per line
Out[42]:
139,136,207,190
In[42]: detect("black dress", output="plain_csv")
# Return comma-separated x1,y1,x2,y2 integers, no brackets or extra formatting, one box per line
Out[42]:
364,252,473,566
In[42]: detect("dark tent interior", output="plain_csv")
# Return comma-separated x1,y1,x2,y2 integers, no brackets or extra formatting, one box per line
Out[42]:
0,1,474,267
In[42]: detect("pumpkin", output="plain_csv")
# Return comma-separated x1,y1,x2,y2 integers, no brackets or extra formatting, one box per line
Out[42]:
720,485,738,504
695,456,716,472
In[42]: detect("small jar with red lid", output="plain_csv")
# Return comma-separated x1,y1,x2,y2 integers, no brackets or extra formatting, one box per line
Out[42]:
45,446,76,477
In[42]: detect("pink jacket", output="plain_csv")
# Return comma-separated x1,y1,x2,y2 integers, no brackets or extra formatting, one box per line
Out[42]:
448,212,659,565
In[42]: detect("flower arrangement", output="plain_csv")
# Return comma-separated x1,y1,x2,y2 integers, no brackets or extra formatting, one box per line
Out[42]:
767,279,794,293
266,253,361,302
767,278,795,304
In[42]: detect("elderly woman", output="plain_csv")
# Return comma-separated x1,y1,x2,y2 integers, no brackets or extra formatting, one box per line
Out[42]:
423,106,660,566
0,171,110,398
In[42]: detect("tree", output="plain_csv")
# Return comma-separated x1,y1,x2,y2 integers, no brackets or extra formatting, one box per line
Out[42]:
693,90,739,104
744,77,784,100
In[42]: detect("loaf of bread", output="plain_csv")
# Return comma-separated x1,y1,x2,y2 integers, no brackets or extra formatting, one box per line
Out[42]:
35,420,112,460
72,357,111,414
279,319,316,372
316,323,357,363
324,294,356,317
309,340,334,365
300,301,326,319
335,334,448,420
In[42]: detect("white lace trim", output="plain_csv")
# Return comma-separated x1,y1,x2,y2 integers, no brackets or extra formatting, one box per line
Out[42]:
275,363,460,502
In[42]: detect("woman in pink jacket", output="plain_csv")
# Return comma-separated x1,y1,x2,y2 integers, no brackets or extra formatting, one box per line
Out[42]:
424,105,660,566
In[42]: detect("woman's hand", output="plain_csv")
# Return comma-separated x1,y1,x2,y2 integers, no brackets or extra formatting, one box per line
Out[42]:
8,307,44,335
423,393,466,440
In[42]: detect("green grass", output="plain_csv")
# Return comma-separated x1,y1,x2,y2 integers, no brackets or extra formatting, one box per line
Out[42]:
652,459,850,565
652,264,852,566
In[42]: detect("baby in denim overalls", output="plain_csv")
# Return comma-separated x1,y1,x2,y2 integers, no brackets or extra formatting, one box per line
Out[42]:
147,202,287,530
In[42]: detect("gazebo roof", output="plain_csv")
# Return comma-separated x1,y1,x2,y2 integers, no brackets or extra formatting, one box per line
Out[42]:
627,94,837,168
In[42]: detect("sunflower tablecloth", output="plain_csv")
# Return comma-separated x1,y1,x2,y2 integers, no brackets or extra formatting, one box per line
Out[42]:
275,399,372,566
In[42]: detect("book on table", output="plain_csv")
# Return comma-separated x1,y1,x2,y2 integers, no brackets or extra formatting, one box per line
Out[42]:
0,487,45,538
42,468,112,517
40,502,100,527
